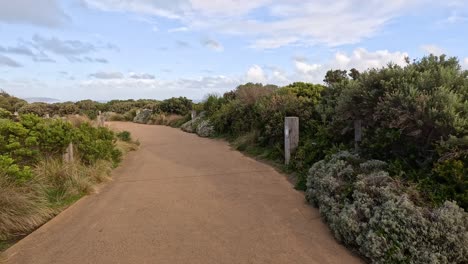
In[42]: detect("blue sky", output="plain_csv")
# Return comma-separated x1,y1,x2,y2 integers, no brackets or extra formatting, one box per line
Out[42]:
0,0,467,101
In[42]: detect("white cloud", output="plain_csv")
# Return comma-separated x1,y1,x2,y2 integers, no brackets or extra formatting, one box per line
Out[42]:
246,65,267,83
331,48,408,70
79,75,240,100
168,27,189,32
0,0,69,27
463,57,468,69
129,72,156,79
421,44,445,56
89,71,124,79
0,55,22,67
82,0,186,19
253,48,410,85
81,0,434,48
294,58,321,75
0,35,114,64
202,38,224,52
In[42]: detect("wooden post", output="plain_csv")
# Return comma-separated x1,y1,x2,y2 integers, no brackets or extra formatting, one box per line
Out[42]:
63,143,74,163
354,120,362,152
284,117,299,165
191,110,197,120
97,112,105,127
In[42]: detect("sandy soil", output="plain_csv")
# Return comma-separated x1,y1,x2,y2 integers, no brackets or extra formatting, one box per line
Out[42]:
2,122,362,264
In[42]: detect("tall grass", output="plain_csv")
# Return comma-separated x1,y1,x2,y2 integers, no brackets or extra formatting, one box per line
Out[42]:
0,176,52,241
0,157,121,249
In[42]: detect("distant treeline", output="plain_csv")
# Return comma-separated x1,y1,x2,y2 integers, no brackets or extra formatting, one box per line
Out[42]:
0,92,193,120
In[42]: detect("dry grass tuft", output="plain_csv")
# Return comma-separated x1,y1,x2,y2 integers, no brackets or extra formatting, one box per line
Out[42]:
34,159,113,200
0,177,53,241
116,140,140,155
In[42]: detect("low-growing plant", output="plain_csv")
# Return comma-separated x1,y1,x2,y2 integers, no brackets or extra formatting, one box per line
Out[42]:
306,152,468,263
116,131,131,142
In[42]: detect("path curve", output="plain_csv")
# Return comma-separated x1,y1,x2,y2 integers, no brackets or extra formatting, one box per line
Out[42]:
3,122,362,264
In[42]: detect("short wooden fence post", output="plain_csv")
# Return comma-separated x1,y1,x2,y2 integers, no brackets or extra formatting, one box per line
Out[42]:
284,117,299,165
63,143,74,163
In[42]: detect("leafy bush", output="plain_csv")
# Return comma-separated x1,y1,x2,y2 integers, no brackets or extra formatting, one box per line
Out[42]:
203,94,226,116
234,83,277,105
306,152,468,263
73,123,122,165
0,108,13,119
0,91,27,112
18,103,50,116
159,97,192,115
0,155,32,182
210,100,253,136
106,112,127,121
116,131,131,142
54,102,79,116
314,55,468,207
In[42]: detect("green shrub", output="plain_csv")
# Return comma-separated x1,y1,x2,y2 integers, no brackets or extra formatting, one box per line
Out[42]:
159,97,192,115
0,117,39,164
116,131,131,142
18,103,50,116
0,155,32,183
210,100,254,136
278,82,324,103
54,102,79,116
73,123,122,165
106,112,126,121
0,91,27,112
0,108,13,119
123,108,138,121
203,94,225,116
306,152,468,263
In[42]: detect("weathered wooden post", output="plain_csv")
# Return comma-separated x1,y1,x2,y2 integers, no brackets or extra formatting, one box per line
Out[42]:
97,111,105,127
191,110,197,120
354,119,362,152
63,143,74,163
284,117,299,165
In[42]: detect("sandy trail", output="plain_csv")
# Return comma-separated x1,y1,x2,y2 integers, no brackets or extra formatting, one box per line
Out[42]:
3,122,362,264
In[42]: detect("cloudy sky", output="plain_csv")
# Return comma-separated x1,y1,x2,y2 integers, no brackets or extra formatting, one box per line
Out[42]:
0,0,467,101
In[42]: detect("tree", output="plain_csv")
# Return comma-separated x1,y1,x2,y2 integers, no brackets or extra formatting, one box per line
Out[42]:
348,68,360,80
324,69,348,85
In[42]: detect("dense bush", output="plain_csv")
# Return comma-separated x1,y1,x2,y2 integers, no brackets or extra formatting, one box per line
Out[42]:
306,151,468,263
18,102,50,116
0,90,27,112
0,108,13,119
314,55,468,207
159,97,192,115
73,123,122,165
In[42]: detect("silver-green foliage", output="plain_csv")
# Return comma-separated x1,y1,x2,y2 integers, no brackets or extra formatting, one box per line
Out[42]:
306,151,468,263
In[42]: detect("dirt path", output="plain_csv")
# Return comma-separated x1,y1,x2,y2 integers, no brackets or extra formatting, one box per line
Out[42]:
3,122,362,264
